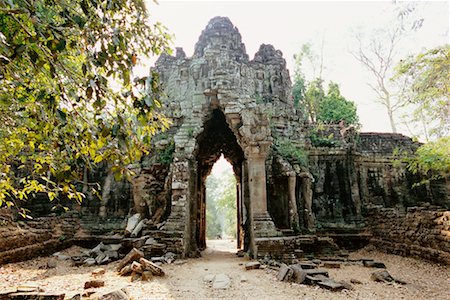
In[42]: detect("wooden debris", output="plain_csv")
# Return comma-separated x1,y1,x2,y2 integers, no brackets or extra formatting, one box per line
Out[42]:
140,257,165,276
119,264,133,276
131,261,144,274
141,271,153,281
116,248,144,272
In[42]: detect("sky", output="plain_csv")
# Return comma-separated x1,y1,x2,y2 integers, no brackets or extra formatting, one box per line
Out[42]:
141,0,449,137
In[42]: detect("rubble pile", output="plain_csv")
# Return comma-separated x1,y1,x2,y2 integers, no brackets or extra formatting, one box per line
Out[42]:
253,256,407,292
115,248,165,282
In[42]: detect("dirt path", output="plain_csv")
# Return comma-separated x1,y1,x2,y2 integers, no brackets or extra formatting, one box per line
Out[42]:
0,240,449,299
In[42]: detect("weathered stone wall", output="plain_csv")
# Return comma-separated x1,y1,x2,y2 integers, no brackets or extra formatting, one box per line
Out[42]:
0,214,125,265
0,217,79,264
366,205,450,264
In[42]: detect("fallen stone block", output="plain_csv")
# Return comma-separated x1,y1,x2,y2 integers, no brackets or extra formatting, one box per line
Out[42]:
95,253,109,265
304,268,329,277
47,259,57,269
131,219,147,238
164,252,176,264
0,287,17,295
296,262,316,269
290,265,307,284
116,248,144,272
108,244,122,252
125,213,141,236
363,260,386,268
90,243,105,256
350,278,362,284
371,270,394,283
212,274,231,289
323,262,341,268
245,262,261,270
317,279,347,291
16,284,42,293
151,256,165,263
277,264,293,281
84,280,105,289
8,292,65,299
203,274,215,283
105,250,119,260
98,289,130,300
305,274,329,285
84,258,97,266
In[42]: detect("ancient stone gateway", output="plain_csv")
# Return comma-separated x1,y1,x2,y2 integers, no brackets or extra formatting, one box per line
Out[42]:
128,16,449,260
152,16,293,256
1,17,448,267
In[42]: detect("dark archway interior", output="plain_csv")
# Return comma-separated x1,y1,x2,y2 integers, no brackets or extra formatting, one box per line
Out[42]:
193,109,245,251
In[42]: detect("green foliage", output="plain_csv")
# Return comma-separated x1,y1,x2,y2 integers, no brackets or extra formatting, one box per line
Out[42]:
292,77,305,109
0,0,172,215
406,137,450,185
274,139,308,166
206,166,237,239
293,44,358,125
317,82,359,125
394,45,450,139
157,141,175,165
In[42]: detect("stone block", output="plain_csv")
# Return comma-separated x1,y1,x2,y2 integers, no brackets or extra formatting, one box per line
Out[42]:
245,262,261,270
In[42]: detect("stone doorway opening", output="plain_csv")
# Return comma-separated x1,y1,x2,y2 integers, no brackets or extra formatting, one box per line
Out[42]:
193,108,246,253
205,156,237,245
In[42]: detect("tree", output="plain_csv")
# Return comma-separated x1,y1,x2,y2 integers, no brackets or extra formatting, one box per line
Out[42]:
394,45,450,140
406,137,450,185
351,2,424,133
317,82,359,125
0,0,171,216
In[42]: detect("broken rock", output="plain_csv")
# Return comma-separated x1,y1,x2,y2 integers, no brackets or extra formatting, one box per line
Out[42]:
97,290,130,300
244,262,261,270
84,280,105,289
317,279,347,291
212,274,231,289
290,265,307,284
371,270,394,283
277,264,293,281
363,260,386,268
92,268,106,276
125,213,141,236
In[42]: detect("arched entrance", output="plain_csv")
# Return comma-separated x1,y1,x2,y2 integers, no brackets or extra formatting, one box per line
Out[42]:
193,109,246,251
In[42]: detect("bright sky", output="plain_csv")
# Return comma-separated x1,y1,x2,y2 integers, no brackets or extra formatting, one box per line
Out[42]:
141,0,449,136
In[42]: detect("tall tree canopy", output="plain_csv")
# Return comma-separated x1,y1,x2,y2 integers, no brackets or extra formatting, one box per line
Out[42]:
0,0,171,215
293,43,358,126
394,45,449,140
317,82,359,125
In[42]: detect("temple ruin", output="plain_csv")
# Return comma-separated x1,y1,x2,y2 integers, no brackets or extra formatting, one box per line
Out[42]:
1,16,448,266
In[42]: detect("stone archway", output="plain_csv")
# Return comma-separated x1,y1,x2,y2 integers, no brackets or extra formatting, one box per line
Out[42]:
193,108,246,251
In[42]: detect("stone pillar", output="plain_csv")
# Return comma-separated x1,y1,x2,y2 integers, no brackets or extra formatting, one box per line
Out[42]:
300,172,315,230
245,143,280,254
287,173,300,231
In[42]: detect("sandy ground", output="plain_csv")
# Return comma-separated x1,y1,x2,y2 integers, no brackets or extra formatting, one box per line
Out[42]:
0,240,449,300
